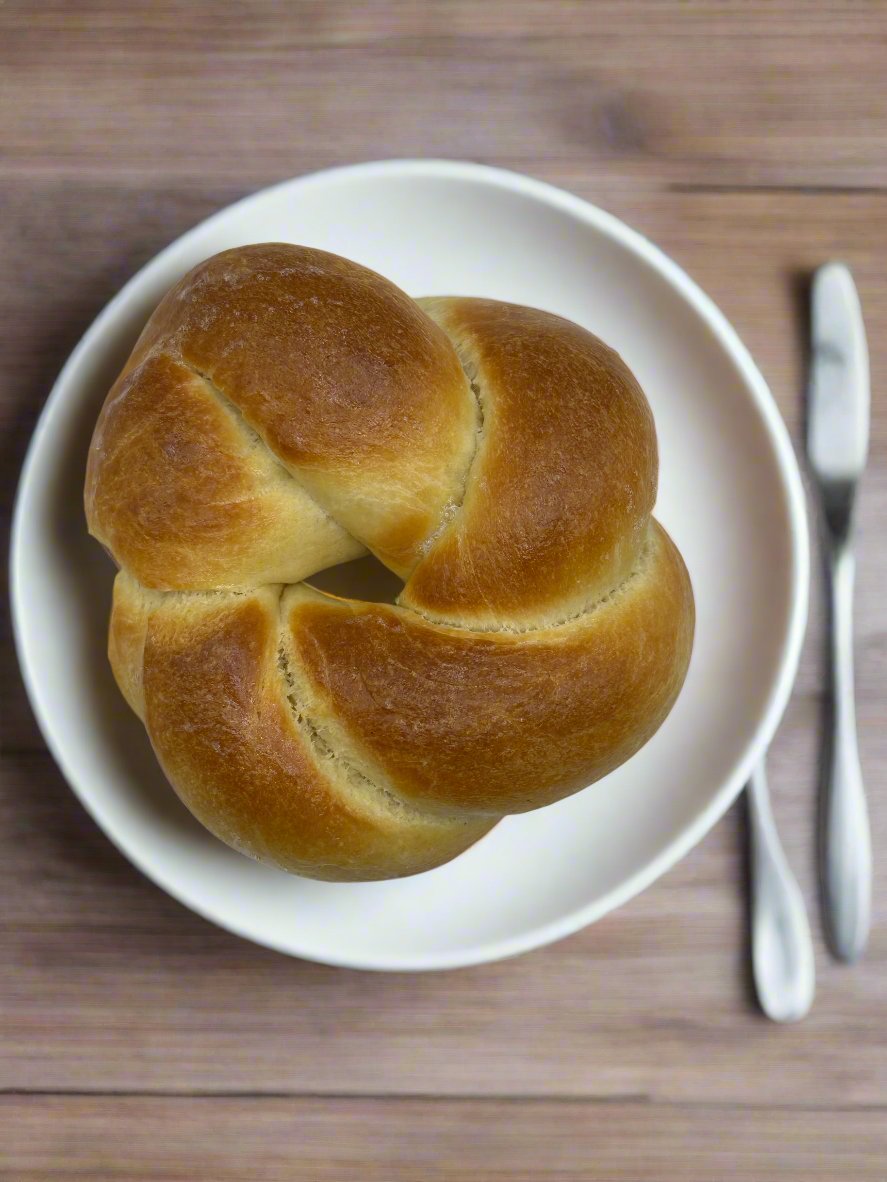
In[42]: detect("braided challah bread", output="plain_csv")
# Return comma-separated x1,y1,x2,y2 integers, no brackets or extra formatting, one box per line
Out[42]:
85,243,694,881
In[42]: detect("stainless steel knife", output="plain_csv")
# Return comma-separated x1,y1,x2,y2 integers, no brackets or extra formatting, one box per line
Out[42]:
807,262,871,963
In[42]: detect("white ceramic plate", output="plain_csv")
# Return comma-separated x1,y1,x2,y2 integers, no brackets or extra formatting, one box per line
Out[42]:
11,160,808,970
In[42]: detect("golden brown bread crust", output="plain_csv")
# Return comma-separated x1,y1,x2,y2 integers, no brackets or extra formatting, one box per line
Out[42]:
285,522,692,817
404,298,657,628
88,244,477,580
86,353,364,590
110,575,493,880
88,244,695,882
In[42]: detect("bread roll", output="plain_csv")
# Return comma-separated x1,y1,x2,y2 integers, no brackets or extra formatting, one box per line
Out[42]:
86,244,694,881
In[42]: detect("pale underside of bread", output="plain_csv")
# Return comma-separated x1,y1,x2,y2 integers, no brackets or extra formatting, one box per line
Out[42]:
90,244,695,881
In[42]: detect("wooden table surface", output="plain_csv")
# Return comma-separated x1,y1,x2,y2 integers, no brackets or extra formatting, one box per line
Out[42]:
2,3,886,1179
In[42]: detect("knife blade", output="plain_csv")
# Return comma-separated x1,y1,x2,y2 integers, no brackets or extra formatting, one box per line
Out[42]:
808,262,870,489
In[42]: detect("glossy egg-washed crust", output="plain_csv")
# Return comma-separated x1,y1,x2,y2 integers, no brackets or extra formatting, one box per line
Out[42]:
87,244,694,881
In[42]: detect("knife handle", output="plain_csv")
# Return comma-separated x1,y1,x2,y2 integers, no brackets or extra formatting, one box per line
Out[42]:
823,544,871,962
748,762,815,1022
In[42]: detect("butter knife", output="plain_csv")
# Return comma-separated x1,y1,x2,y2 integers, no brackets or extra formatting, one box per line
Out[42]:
807,262,871,963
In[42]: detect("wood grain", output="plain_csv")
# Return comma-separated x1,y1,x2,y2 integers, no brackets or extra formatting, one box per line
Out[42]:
2,1,887,1177
2,1096,886,1182
1,2,886,188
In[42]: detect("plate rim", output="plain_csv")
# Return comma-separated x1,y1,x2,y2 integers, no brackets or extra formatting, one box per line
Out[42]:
10,158,810,970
